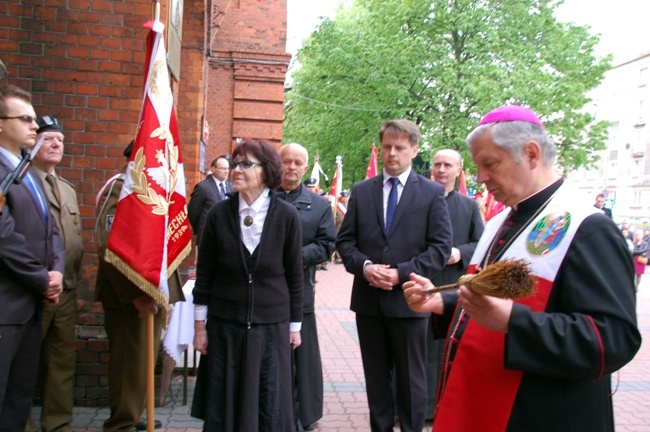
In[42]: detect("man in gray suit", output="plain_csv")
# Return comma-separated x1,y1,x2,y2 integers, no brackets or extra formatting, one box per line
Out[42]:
0,85,65,430
188,155,232,242
336,119,452,432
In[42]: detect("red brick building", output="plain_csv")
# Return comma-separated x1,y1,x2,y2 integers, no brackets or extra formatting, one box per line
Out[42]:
0,0,290,405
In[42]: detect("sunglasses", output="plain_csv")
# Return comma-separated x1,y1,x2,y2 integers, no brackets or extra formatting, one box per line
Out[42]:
230,160,264,170
0,115,37,124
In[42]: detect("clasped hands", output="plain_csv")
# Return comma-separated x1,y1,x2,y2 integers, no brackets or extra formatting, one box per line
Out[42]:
402,272,513,333
363,263,399,290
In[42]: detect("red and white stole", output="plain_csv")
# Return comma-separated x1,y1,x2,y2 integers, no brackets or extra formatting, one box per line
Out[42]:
433,184,599,432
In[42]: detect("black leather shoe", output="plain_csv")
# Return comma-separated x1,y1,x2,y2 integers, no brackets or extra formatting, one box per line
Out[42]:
304,422,318,431
135,418,162,430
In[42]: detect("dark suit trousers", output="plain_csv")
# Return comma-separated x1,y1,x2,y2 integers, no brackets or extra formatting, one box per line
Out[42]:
356,314,428,432
0,318,41,432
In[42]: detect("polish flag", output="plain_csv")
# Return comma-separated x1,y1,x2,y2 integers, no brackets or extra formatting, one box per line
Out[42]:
329,155,343,198
366,144,378,179
104,20,192,314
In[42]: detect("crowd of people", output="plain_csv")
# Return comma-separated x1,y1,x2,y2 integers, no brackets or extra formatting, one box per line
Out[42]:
615,220,650,290
1,82,642,432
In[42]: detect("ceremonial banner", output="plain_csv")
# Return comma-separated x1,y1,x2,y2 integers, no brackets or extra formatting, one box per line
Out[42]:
458,169,468,196
484,191,506,222
366,144,378,179
329,155,343,198
105,20,192,313
309,154,328,193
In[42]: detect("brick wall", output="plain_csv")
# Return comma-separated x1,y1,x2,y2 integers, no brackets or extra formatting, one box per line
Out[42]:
0,0,288,406
202,0,291,169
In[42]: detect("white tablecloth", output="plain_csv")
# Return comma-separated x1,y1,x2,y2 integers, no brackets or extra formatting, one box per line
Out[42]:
162,279,195,364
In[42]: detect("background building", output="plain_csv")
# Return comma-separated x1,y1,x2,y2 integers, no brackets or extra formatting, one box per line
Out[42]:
566,50,650,225
0,0,289,405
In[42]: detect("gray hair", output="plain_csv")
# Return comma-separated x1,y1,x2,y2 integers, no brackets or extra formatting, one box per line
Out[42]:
466,121,556,165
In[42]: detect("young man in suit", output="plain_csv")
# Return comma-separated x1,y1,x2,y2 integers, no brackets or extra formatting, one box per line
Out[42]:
187,155,232,242
0,85,65,430
336,119,452,432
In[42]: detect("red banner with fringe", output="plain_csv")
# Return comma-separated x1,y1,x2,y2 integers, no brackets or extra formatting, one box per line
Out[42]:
105,20,192,313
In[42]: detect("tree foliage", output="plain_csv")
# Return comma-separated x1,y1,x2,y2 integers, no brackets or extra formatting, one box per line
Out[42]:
283,0,611,189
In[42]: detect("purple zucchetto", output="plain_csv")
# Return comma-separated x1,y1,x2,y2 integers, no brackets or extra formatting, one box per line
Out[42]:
477,105,543,127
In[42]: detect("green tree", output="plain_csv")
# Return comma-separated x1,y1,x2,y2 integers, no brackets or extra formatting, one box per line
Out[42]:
284,0,611,189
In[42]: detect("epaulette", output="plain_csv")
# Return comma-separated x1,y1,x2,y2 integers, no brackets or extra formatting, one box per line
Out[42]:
58,176,77,190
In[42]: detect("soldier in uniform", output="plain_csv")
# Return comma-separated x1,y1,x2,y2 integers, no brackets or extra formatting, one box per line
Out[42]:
26,116,85,432
95,141,184,432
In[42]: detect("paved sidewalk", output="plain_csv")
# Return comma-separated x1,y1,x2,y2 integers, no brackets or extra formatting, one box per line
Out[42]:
54,262,649,431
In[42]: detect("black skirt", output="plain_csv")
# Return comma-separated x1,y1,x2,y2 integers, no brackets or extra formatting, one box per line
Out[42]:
192,318,295,432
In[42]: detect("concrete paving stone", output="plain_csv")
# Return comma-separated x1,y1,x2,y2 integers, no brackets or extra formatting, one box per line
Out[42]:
61,263,650,430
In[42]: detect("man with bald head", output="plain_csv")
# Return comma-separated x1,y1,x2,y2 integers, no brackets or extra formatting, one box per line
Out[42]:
425,149,483,417
278,143,336,430
404,106,640,431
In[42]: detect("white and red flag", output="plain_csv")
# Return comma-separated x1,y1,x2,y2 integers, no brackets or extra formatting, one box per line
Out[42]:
484,191,506,222
329,155,343,198
458,169,468,196
104,20,192,314
366,143,378,179
309,154,328,193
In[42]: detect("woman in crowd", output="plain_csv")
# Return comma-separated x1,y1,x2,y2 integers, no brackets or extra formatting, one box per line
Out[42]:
632,229,647,291
191,138,304,431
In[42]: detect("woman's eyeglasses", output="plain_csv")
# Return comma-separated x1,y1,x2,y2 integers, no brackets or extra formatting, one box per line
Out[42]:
0,115,37,124
230,160,263,170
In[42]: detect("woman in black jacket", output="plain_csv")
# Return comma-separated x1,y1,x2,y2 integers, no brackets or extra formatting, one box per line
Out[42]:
191,139,303,431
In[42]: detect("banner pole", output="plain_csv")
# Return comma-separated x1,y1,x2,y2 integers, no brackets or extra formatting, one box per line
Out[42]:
153,0,160,21
148,2,159,427
146,313,155,432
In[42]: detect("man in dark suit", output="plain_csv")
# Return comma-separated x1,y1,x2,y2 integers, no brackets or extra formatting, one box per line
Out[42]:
426,148,484,417
187,155,232,241
0,85,65,431
594,193,612,218
336,119,452,432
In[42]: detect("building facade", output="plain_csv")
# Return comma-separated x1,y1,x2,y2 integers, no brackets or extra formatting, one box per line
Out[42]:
0,0,289,405
566,51,650,225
